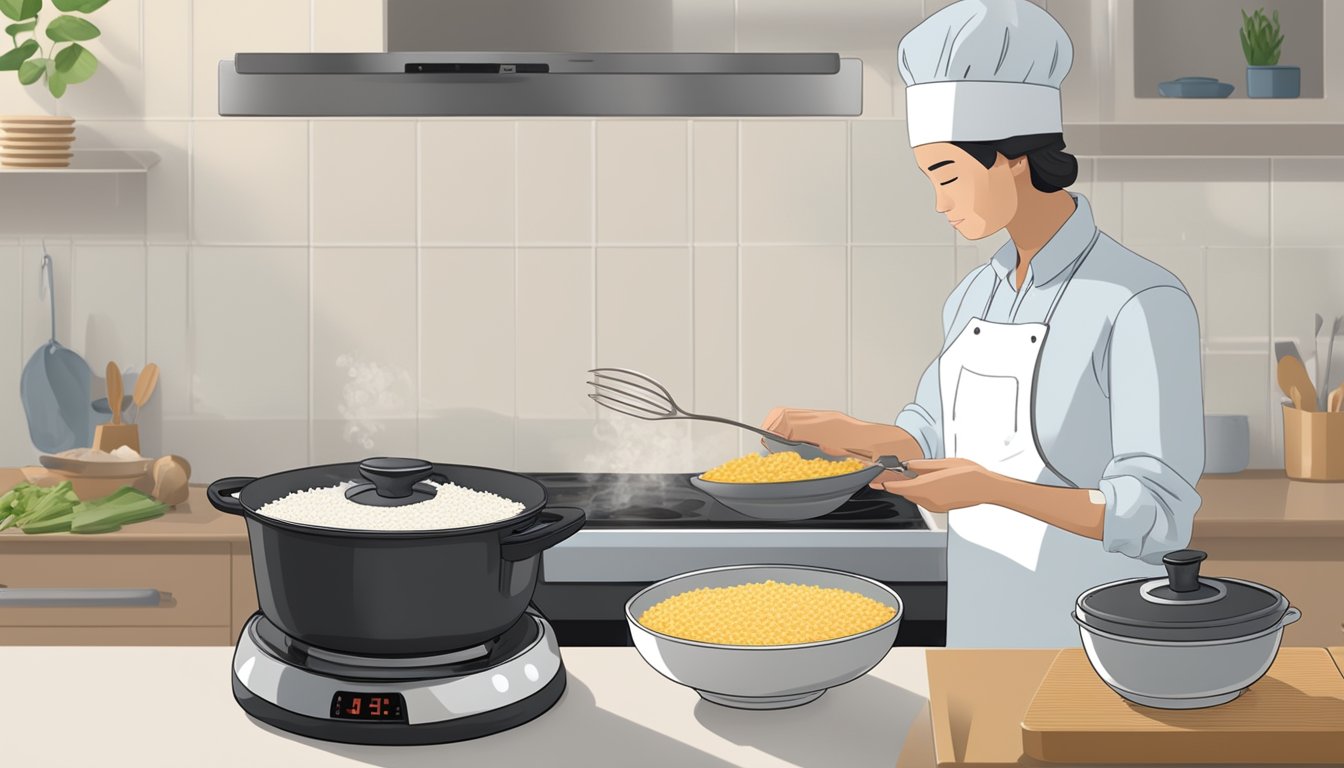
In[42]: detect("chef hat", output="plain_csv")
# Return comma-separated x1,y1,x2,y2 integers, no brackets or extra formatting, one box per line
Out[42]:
898,0,1073,147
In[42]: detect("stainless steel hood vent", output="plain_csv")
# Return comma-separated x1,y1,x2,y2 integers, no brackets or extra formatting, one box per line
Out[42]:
217,52,863,117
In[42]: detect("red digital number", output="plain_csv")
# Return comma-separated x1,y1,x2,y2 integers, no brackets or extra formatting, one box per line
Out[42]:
347,696,361,716
369,697,382,717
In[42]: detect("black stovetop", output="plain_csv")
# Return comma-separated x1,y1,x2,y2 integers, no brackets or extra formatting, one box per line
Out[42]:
528,472,927,529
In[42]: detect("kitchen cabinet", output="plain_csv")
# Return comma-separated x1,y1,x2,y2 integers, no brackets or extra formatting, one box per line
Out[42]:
0,475,253,646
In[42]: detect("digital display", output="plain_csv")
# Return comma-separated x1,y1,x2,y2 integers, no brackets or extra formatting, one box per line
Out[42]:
330,691,407,722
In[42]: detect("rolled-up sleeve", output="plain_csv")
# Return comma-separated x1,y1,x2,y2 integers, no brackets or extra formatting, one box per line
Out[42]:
1098,285,1206,564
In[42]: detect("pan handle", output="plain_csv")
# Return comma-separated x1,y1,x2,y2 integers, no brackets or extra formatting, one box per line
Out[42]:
501,506,586,562
207,477,254,515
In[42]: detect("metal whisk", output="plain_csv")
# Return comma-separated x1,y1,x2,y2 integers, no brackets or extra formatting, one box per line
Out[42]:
586,367,916,478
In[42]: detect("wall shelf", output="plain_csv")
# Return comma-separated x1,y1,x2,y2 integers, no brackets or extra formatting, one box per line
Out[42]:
1063,122,1344,157
0,150,159,175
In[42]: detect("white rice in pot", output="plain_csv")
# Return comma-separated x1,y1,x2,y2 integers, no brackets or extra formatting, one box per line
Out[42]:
253,480,527,531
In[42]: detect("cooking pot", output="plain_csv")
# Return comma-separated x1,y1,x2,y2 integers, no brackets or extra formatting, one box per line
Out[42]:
207,457,585,656
1073,549,1300,709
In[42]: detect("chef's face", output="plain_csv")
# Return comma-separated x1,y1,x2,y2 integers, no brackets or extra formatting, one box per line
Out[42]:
913,143,1025,240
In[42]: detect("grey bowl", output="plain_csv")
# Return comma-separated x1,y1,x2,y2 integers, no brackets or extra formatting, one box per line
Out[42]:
1158,77,1234,98
1074,606,1300,709
690,461,884,520
626,564,903,709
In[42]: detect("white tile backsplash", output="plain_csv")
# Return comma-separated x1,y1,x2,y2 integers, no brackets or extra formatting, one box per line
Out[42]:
0,0,1339,475
517,122,593,245
71,243,148,374
851,246,955,423
1270,159,1344,249
419,122,516,245
310,247,418,462
740,121,848,244
692,121,738,243
311,121,417,245
597,122,688,244
188,247,308,420
419,248,516,468
0,241,28,467
193,121,309,245
739,246,848,426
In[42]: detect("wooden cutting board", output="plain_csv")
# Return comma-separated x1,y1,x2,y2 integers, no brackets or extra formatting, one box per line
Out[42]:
926,649,1058,767
1021,648,1344,764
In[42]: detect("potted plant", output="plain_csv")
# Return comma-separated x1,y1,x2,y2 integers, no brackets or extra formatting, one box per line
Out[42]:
0,0,107,168
1240,8,1299,98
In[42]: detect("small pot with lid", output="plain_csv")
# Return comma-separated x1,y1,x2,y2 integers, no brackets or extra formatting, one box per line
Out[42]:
1073,549,1301,709
207,457,585,657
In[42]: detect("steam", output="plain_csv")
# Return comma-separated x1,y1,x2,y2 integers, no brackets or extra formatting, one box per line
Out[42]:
336,354,413,450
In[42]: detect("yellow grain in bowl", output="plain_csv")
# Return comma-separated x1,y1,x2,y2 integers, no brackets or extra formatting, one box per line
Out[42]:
637,580,896,645
700,451,867,483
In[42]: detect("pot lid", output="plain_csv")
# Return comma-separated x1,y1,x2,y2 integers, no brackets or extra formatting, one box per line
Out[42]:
343,457,439,507
1076,550,1289,642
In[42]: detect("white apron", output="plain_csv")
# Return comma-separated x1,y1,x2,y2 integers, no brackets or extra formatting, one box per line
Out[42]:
941,232,1161,648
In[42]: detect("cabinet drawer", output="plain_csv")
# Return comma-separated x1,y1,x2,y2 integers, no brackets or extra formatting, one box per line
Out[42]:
0,542,230,628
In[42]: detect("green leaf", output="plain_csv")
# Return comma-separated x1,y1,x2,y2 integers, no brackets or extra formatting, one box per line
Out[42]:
53,0,107,11
46,14,99,42
0,0,41,22
0,37,37,69
46,66,65,96
17,55,43,83
53,40,95,83
5,18,36,36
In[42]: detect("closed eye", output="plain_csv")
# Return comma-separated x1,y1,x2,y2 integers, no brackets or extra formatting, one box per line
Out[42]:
939,177,958,186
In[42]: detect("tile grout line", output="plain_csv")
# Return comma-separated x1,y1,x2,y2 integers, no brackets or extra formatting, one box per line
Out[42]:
415,119,422,457
1268,158,1278,462
736,119,744,456
846,119,853,418
687,120,695,415
512,121,519,470
307,117,314,465
591,120,598,430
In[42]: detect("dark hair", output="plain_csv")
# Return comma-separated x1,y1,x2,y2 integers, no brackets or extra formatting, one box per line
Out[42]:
951,133,1078,193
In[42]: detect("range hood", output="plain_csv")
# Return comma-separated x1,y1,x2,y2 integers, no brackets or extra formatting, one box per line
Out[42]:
218,51,862,117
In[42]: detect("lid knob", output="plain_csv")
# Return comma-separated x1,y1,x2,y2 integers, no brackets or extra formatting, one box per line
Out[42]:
358,457,434,499
1162,549,1206,593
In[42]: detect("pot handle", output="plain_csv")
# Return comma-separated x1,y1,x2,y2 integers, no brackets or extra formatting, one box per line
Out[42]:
207,477,255,515
1279,607,1302,629
501,506,586,562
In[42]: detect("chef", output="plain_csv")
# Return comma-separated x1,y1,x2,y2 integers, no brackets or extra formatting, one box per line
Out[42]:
763,0,1206,648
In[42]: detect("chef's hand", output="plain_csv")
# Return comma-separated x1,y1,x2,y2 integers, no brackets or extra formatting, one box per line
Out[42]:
759,407,859,454
878,458,1002,513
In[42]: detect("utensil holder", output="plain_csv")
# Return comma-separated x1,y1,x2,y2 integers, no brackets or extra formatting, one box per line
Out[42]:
1282,405,1344,481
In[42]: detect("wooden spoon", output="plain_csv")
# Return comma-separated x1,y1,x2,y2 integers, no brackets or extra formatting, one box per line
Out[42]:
131,362,160,424
1278,356,1317,412
1329,384,1344,413
106,362,124,425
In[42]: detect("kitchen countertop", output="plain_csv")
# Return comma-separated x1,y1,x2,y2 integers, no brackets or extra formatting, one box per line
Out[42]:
1,471,1341,544
4,645,931,768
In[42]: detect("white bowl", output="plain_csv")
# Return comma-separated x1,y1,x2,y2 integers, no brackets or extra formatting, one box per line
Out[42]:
626,564,902,710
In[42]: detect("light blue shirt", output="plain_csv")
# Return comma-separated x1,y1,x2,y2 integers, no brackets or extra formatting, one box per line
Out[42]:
895,193,1206,564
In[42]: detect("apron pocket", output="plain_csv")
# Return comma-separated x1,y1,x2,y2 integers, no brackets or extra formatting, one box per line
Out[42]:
948,366,1020,462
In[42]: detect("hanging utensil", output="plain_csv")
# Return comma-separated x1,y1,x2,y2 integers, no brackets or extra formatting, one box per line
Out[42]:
19,248,97,453
1274,340,1303,364
586,367,916,478
1278,357,1317,411
1324,316,1342,408
130,362,160,424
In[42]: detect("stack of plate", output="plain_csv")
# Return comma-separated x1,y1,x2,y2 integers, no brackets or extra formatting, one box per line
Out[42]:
1,116,76,168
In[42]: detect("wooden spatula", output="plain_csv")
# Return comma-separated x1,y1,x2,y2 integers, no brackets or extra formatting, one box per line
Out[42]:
93,361,140,452
131,362,159,424
1278,356,1317,411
